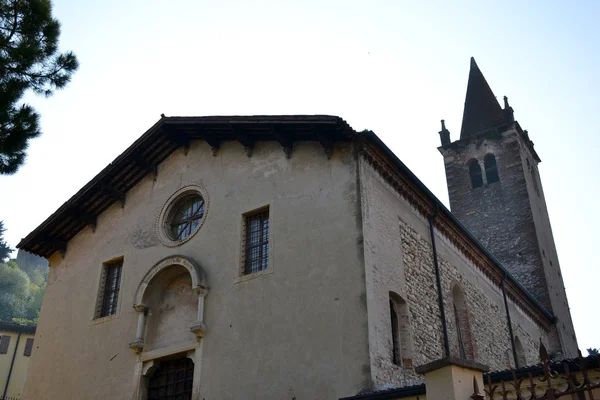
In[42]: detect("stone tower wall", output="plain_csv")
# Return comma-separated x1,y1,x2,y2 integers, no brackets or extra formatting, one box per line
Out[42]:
439,126,577,357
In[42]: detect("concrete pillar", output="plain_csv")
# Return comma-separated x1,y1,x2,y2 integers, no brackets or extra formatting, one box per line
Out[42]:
415,358,488,400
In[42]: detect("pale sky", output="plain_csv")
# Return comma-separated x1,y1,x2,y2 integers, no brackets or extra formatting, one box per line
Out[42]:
1,0,598,353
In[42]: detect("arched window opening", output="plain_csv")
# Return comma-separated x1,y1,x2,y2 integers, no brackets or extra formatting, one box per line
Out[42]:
468,159,483,189
514,337,526,368
452,286,474,360
484,154,499,184
390,300,400,365
389,292,412,367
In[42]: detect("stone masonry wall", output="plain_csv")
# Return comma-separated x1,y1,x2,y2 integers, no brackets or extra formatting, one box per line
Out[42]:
439,126,577,357
360,157,551,391
400,219,548,371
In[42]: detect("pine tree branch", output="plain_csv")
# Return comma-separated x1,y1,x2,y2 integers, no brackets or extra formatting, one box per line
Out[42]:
4,0,19,47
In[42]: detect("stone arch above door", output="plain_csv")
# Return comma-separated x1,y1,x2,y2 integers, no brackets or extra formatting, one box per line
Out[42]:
133,255,208,308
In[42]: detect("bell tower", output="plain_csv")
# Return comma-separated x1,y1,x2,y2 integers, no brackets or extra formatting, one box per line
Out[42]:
438,58,577,357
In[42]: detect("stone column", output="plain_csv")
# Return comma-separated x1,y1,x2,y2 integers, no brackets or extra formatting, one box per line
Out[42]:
191,287,208,339
129,305,148,353
415,358,488,400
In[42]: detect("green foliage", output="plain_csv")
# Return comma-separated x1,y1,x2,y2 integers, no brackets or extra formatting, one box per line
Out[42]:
0,0,78,174
0,220,10,262
588,348,599,356
11,316,36,324
0,261,31,320
0,259,45,322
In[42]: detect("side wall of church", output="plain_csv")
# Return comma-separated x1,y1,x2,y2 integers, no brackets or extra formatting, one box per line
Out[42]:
24,140,370,400
359,157,550,390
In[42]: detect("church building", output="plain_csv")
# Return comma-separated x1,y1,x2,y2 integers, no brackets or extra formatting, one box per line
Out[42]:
17,59,577,399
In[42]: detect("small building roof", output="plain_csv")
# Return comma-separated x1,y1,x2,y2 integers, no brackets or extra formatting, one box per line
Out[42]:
0,320,36,334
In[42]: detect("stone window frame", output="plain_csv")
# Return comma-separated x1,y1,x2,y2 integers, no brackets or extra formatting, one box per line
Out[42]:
129,255,208,354
451,284,475,360
157,184,210,248
389,291,413,368
92,256,125,324
483,153,500,184
514,336,527,368
134,345,200,400
468,158,484,189
235,202,275,283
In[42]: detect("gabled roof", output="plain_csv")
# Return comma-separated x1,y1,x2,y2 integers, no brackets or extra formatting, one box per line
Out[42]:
17,114,554,326
460,58,507,139
17,115,354,258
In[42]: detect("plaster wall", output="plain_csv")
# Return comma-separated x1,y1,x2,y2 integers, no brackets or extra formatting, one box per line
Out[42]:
359,158,550,391
0,330,35,398
23,140,369,400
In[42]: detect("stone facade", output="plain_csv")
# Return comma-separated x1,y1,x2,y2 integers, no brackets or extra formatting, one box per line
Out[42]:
23,140,371,400
18,114,575,399
359,158,551,391
439,127,577,357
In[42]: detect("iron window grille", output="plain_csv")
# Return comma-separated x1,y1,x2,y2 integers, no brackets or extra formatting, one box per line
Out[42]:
147,357,194,400
96,259,123,318
242,208,270,275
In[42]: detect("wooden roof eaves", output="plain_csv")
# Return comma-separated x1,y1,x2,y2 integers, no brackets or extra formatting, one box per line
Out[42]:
358,130,555,329
17,117,167,256
17,115,353,258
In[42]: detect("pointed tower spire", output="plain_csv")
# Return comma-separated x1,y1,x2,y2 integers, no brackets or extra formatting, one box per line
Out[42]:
460,58,506,139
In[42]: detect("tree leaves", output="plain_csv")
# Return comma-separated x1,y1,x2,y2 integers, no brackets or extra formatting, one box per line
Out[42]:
0,220,11,262
0,0,78,174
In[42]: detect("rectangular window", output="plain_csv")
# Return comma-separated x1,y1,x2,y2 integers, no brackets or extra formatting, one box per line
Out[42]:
242,208,269,275
23,338,34,357
95,259,123,318
0,335,11,354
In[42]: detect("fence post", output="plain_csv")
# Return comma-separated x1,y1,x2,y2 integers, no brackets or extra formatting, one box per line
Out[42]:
415,358,488,400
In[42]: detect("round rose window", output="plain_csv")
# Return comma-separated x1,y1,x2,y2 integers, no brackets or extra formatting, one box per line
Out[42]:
157,185,209,247
168,193,205,241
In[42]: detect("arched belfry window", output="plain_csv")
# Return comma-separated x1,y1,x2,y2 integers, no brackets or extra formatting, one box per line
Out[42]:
484,154,499,184
452,285,474,360
468,159,483,189
389,292,412,366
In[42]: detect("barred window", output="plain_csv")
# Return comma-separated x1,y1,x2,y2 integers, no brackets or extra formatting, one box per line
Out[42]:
242,208,269,275
96,259,123,318
147,357,194,400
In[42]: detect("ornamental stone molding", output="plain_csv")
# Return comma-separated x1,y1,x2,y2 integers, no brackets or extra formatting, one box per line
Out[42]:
133,255,208,308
